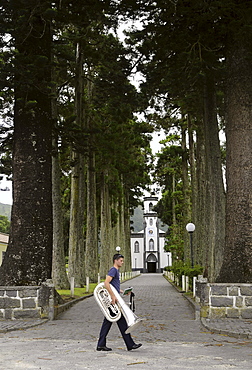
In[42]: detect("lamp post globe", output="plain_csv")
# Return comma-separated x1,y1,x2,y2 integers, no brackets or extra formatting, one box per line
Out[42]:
186,223,195,233
116,246,121,252
186,223,195,268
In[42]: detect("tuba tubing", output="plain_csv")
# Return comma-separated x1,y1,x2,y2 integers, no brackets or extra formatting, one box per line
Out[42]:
94,283,121,322
94,282,142,334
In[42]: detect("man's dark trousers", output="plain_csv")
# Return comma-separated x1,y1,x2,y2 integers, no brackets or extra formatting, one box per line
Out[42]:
97,315,135,350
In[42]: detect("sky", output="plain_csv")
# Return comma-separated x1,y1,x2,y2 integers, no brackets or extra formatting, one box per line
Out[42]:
150,129,166,154
0,175,12,205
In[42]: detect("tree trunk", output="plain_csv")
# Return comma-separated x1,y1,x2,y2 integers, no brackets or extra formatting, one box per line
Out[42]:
188,115,196,218
52,138,69,289
181,123,190,262
68,152,86,287
85,151,98,282
187,114,197,263
111,197,120,261
194,119,207,268
217,38,252,282
77,153,86,285
193,75,225,282
203,75,225,281
0,2,53,285
99,171,113,278
68,152,80,285
123,190,132,272
51,60,69,289
68,41,86,287
85,70,99,282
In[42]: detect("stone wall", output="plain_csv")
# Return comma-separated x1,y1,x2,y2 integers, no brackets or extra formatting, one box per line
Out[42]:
0,280,63,320
196,280,252,319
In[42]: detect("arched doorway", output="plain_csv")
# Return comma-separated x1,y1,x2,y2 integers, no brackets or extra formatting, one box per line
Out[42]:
147,253,157,273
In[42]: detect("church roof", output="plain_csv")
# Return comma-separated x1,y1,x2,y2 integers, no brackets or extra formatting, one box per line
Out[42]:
131,231,144,238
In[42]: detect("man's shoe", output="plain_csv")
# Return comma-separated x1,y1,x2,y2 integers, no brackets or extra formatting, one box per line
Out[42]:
96,346,112,351
128,343,142,351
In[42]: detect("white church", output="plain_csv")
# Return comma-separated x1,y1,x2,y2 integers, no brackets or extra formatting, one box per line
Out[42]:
130,196,172,273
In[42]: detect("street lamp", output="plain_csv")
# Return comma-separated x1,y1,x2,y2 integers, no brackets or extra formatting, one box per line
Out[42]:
186,223,195,268
116,246,120,253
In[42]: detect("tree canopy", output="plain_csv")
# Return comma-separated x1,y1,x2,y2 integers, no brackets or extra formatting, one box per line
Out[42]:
0,0,252,284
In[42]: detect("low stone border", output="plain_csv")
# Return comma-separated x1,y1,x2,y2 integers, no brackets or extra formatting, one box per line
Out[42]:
163,274,252,339
0,275,140,322
195,281,252,319
0,281,62,320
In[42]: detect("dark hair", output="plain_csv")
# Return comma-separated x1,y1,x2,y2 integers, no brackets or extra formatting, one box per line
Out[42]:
113,253,124,262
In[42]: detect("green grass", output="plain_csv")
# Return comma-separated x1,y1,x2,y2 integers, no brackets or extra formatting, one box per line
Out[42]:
57,280,105,302
57,283,98,302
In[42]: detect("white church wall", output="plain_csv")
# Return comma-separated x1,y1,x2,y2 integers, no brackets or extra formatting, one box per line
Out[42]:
130,196,170,273
158,236,172,268
130,233,171,272
131,234,144,270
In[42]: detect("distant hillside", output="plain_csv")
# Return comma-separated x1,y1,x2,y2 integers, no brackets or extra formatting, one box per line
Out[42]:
130,205,144,232
130,205,168,233
0,203,12,220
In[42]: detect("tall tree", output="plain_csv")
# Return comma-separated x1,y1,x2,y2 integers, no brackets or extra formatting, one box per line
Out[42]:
85,74,98,282
200,75,225,280
0,0,156,286
99,170,113,278
67,39,87,287
154,133,185,261
125,0,226,280
52,137,70,289
57,1,121,286
0,1,53,285
217,5,252,282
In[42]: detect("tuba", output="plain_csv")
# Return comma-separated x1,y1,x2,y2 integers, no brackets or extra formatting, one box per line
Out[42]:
94,282,142,334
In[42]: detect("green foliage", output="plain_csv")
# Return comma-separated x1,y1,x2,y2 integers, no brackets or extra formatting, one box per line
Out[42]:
165,260,203,289
154,130,189,261
164,224,184,260
0,215,10,233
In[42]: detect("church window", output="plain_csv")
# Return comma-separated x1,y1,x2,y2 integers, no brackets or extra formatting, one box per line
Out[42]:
149,202,153,212
149,218,153,226
134,241,139,253
149,238,154,251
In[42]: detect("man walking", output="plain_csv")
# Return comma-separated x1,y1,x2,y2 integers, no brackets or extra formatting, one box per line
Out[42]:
96,253,142,351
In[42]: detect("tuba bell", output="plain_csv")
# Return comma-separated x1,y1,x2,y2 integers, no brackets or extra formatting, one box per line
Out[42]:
94,282,142,334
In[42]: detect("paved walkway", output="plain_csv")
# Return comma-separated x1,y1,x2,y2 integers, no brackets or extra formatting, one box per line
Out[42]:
0,274,252,369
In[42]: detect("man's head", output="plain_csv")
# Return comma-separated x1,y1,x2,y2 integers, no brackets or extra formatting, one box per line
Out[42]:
113,253,124,268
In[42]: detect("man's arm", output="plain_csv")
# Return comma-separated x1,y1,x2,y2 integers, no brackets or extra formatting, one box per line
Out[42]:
104,275,117,305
